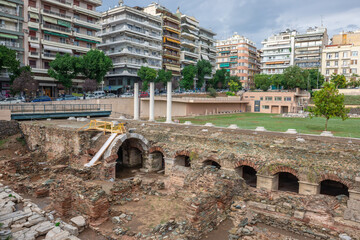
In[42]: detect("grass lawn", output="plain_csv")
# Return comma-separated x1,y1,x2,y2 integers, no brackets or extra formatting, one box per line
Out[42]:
173,113,360,138
344,95,360,105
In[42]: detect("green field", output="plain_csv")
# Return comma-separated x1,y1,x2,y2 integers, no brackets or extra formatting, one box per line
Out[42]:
174,113,360,138
344,95,360,105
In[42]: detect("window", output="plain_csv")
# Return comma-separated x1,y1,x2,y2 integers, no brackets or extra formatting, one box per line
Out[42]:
275,97,282,101
73,0,79,6
29,60,36,68
284,97,291,101
326,61,330,67
265,97,272,101
44,5,51,10
260,97,263,100
262,105,269,109
74,14,80,20
335,52,339,58
250,96,255,98
343,52,349,58
351,68,357,74
326,70,329,75
351,60,358,65
87,43,93,48
74,41,79,46
335,61,338,66
343,69,347,74
327,54,332,59
87,4,93,10
87,30,92,36
44,35,50,40
352,51,358,56
60,38,66,44
74,27,79,33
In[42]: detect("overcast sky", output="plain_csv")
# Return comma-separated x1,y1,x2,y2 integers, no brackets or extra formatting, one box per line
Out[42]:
98,0,360,48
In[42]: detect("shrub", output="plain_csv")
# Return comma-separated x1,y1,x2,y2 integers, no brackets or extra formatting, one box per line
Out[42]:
226,92,235,96
208,88,217,97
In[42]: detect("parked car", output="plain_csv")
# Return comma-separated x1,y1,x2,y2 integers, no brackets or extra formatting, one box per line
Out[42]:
85,94,96,100
32,96,52,102
140,92,149,98
93,91,106,99
120,92,134,98
56,95,80,101
105,93,117,98
0,97,22,104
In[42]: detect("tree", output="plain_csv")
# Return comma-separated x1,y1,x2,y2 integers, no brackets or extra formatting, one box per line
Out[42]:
12,71,38,99
180,65,196,90
254,74,272,91
228,80,241,93
80,49,113,84
347,74,360,88
283,65,307,90
82,79,98,93
10,65,31,85
0,45,18,71
209,69,229,89
330,74,347,89
196,60,212,89
137,66,157,91
270,74,285,90
306,83,349,131
304,69,324,89
48,53,79,93
156,69,173,84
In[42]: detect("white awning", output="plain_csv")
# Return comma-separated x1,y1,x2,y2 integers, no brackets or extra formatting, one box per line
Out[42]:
43,45,72,53
202,54,209,60
30,43,40,49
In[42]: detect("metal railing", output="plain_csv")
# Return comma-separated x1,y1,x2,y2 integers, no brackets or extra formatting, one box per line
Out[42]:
0,104,112,114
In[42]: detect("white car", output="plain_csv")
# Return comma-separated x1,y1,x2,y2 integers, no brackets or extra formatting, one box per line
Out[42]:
0,97,22,104
93,91,105,99
85,94,96,100
120,92,134,98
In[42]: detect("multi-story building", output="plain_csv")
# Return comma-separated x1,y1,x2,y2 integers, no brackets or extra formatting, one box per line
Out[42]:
23,0,102,97
321,44,360,82
98,5,162,93
216,34,259,88
260,29,296,75
199,27,216,67
294,27,328,69
0,0,24,95
144,3,181,80
332,30,360,46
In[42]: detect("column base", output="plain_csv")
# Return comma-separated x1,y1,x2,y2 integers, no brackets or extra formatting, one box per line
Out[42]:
257,174,278,191
298,181,320,195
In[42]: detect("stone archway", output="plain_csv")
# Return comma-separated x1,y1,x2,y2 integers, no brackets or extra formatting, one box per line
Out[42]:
174,151,191,168
203,159,221,169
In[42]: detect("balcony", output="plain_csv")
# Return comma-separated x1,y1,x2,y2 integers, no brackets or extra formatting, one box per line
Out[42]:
164,51,180,59
83,0,102,7
182,50,199,58
181,39,196,48
73,18,101,30
199,34,215,42
106,49,162,60
99,26,161,41
28,21,39,29
73,32,101,43
42,0,72,9
0,24,19,32
0,41,20,49
28,36,39,43
42,53,57,60
29,51,40,58
182,32,198,40
73,5,101,18
0,7,19,16
42,23,72,35
41,9,72,21
41,39,89,53
102,16,161,31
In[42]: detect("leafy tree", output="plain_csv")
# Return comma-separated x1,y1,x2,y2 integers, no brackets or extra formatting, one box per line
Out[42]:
180,65,196,90
82,79,98,93
209,69,229,89
347,74,360,88
156,69,173,84
254,74,272,91
48,53,79,93
137,66,157,91
196,60,212,89
270,74,285,90
0,45,18,71
80,49,113,84
330,74,347,89
304,69,324,89
283,65,307,90
306,83,349,131
12,71,38,99
208,87,217,97
10,65,31,85
228,77,242,93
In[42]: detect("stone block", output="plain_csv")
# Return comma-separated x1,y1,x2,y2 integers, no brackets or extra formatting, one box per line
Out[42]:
347,199,360,210
299,181,320,195
247,201,267,210
294,211,305,219
33,221,54,235
70,216,86,228
63,223,79,236
257,175,278,191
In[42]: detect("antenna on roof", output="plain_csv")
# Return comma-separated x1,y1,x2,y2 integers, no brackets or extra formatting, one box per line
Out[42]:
321,15,323,27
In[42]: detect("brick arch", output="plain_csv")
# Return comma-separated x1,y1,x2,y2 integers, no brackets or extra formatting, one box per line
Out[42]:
203,156,220,164
319,173,353,189
149,146,167,157
269,165,300,180
174,150,190,158
234,160,259,172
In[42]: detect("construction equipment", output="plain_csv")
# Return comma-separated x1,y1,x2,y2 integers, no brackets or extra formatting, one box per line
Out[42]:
78,120,126,167
78,120,126,135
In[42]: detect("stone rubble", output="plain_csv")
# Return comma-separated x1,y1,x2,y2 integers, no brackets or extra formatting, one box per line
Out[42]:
0,183,84,240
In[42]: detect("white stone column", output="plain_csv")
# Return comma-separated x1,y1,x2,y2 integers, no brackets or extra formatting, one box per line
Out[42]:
134,82,139,120
166,81,172,123
149,81,155,121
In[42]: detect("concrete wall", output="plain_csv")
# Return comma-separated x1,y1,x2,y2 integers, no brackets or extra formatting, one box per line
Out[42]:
140,100,188,118
0,110,11,121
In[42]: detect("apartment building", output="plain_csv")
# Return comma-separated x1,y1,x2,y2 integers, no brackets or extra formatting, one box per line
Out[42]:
294,27,328,69
0,0,24,95
216,34,259,88
178,14,200,68
321,44,360,82
332,31,360,46
98,5,162,93
144,3,181,79
23,0,102,97
199,27,216,67
260,29,296,75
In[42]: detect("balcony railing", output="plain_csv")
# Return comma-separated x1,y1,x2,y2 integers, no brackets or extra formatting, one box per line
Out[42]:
0,24,19,32
29,36,39,41
0,41,20,48
46,0,72,6
43,9,72,19
43,23,71,33
0,7,18,16
43,53,57,58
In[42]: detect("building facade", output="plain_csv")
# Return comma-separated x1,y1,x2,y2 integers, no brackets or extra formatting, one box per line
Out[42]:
321,44,360,82
294,27,328,69
216,34,259,88
260,29,296,75
144,3,181,80
23,0,102,97
98,5,162,93
0,0,24,96
199,27,216,68
332,30,360,46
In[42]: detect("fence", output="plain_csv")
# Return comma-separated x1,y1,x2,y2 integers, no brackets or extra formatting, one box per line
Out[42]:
0,104,112,114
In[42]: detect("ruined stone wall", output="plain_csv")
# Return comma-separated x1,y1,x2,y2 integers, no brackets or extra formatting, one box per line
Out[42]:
0,120,20,139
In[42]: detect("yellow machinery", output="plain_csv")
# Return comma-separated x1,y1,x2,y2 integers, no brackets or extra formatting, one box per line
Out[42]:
78,120,126,135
